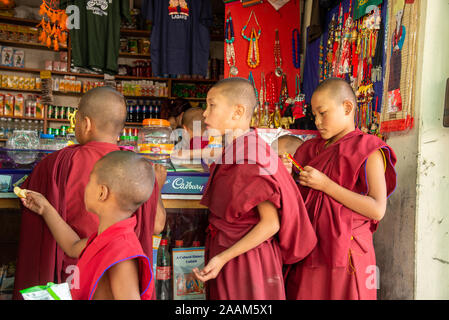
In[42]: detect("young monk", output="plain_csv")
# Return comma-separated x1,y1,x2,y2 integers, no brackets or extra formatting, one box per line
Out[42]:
181,107,209,150
20,151,154,300
272,134,304,174
192,78,317,300
285,78,397,300
13,87,166,300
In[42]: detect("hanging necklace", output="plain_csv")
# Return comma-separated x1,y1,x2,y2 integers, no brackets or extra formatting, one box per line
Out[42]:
248,71,259,102
225,11,238,76
274,29,283,77
292,28,300,69
259,71,265,108
279,73,288,113
241,10,261,69
266,72,278,113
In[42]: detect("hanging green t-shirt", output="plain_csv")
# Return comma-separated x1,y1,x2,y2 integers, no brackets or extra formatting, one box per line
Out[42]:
61,0,131,74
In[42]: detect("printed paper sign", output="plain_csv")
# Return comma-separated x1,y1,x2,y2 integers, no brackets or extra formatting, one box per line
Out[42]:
172,247,205,300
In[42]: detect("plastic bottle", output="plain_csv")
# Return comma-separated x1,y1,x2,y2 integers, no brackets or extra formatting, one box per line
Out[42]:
135,101,141,123
175,240,183,248
156,239,172,300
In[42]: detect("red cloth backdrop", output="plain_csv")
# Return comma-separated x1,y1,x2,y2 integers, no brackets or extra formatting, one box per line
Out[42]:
224,0,300,99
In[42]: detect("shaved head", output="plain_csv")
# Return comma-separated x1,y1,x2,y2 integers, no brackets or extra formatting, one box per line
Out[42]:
182,107,205,131
274,135,304,156
313,77,357,112
93,151,154,212
78,86,127,137
213,77,258,120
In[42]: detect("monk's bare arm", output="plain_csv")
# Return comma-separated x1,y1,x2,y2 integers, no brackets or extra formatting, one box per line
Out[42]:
20,190,87,258
108,259,141,300
300,150,387,221
154,164,167,235
192,201,280,282
154,195,166,235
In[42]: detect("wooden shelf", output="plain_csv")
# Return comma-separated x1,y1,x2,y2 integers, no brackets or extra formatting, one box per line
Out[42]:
120,29,151,37
171,78,218,83
0,65,104,79
124,95,168,99
0,39,67,51
119,52,150,59
0,115,44,121
171,97,207,101
0,16,40,27
0,87,41,94
46,118,70,123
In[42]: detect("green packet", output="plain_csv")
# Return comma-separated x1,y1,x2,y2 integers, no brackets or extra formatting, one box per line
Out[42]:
20,282,72,300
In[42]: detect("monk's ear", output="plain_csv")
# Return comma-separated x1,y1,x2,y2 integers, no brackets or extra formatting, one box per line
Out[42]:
98,184,109,201
84,116,93,134
342,100,355,116
232,104,245,121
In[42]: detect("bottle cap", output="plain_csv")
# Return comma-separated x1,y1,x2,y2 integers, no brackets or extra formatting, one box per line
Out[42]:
175,240,183,247
143,118,171,127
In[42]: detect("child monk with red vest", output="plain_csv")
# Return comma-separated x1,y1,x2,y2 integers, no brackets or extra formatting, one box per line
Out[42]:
13,87,166,299
20,151,155,300
285,78,397,300
192,78,317,300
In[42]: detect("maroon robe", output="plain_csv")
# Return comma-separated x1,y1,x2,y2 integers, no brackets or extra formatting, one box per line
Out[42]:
287,129,397,300
71,216,152,300
13,141,159,300
200,130,317,300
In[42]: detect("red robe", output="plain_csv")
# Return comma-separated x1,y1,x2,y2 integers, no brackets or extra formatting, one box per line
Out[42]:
200,130,317,300
13,142,159,300
287,129,397,300
71,216,152,300
189,137,209,150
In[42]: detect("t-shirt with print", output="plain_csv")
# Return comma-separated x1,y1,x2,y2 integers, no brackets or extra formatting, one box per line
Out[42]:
142,0,213,77
61,0,131,74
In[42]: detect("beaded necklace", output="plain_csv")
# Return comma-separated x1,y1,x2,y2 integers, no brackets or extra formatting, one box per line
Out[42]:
225,12,238,76
274,29,283,76
266,72,278,113
292,28,300,69
241,10,261,69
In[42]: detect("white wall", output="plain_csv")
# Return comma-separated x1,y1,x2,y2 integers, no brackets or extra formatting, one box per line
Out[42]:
414,0,449,300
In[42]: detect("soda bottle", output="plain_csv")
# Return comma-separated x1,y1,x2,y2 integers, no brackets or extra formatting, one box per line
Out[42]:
141,104,147,121
148,104,154,119
127,101,134,123
156,239,172,300
134,101,141,123
175,240,183,248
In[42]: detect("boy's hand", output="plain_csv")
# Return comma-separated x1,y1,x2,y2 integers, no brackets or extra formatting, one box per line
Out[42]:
299,166,331,192
154,164,167,188
192,255,226,282
280,154,293,175
20,190,52,216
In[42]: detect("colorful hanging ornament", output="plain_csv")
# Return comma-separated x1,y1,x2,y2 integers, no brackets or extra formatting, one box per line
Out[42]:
274,29,283,77
292,28,300,69
292,74,305,120
266,72,279,114
37,0,68,51
225,11,239,76
248,71,259,127
241,10,261,69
